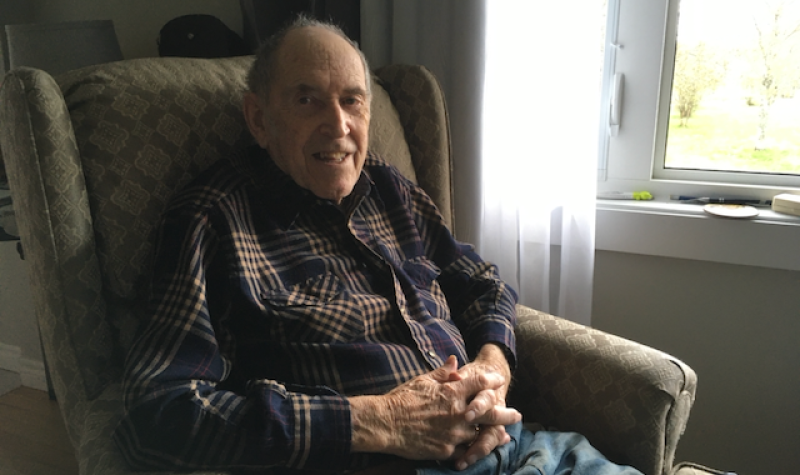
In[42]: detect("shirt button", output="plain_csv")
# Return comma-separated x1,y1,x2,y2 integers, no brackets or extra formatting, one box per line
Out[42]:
427,350,437,358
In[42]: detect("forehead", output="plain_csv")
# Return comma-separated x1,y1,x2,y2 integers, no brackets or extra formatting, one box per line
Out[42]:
273,27,366,90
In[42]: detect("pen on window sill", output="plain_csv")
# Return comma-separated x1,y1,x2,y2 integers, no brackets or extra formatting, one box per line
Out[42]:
670,195,772,206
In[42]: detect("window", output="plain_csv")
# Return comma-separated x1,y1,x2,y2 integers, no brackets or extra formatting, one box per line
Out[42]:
599,0,800,199
595,0,800,273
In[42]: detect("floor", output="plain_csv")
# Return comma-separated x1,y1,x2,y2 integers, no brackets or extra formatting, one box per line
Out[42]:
0,370,78,475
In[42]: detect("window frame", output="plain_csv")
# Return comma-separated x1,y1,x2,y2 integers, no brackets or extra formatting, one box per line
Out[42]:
598,0,800,200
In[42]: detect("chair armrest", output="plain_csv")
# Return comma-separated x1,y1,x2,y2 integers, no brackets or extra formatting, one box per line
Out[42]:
508,305,697,475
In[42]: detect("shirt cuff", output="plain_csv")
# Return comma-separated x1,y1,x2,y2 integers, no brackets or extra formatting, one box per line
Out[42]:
467,318,517,370
286,392,354,471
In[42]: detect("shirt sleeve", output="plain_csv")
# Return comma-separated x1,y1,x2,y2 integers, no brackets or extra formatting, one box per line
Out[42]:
114,206,355,472
406,180,519,369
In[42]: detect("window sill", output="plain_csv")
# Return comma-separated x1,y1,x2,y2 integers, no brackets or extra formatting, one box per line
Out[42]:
595,199,800,271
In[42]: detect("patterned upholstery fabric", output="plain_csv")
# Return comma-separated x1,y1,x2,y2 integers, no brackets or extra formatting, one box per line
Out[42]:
510,306,697,475
0,57,695,475
0,67,119,408
374,64,454,231
57,58,254,369
367,72,417,186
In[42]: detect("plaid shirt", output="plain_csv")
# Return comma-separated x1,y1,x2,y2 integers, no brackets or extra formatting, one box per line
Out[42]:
115,145,518,473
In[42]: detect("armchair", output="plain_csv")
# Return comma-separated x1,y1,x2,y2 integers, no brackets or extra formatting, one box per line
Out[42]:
0,57,696,475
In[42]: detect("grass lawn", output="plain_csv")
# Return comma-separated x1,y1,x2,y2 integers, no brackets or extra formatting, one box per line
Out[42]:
665,93,800,175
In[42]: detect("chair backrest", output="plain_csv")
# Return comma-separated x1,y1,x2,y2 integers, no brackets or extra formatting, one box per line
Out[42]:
0,57,452,420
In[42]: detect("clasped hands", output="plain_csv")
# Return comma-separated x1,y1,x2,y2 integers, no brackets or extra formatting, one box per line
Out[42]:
351,345,521,471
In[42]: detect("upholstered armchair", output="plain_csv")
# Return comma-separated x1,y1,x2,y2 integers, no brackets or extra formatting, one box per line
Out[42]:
0,57,696,475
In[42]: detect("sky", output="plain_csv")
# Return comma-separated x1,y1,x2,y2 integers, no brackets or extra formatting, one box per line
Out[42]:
677,0,800,48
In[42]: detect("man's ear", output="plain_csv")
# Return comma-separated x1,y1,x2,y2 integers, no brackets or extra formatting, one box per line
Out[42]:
243,91,270,149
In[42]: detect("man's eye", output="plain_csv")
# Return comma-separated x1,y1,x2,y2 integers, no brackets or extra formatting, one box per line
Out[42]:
343,97,361,107
298,96,312,105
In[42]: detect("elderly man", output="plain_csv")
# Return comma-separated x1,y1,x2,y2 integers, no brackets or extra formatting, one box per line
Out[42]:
115,16,641,475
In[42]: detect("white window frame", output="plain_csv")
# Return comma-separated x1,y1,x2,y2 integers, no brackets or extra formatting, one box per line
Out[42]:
599,0,800,200
596,0,800,272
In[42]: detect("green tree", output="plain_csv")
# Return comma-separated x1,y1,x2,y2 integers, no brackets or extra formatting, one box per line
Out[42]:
743,1,800,147
672,42,727,127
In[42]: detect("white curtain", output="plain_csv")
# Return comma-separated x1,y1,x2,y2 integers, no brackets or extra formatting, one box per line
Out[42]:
480,1,599,324
361,0,599,325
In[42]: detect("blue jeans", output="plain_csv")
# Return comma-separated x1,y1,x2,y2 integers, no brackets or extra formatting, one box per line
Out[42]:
416,422,643,475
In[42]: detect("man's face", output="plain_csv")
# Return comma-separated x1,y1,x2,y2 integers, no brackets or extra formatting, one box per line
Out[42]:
247,27,370,204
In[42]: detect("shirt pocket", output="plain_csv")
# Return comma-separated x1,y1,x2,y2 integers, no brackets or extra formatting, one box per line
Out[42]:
261,273,342,307
401,257,450,321
261,273,364,343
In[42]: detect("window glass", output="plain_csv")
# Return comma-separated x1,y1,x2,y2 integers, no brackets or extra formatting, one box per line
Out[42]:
663,0,800,177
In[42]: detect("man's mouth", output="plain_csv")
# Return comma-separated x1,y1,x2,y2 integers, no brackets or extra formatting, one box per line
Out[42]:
314,152,349,163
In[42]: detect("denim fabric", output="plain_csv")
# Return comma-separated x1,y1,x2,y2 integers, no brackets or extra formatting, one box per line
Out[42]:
417,422,643,475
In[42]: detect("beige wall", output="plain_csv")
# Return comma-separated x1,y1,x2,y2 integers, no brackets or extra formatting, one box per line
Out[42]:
593,250,800,475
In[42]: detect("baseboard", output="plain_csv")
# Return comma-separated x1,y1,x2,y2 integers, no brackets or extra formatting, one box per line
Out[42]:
20,357,47,391
0,342,22,373
0,342,47,391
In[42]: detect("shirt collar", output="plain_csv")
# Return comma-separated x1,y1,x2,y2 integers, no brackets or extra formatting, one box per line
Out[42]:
238,145,378,230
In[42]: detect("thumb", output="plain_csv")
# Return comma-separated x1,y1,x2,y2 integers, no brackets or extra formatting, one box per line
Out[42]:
430,355,462,383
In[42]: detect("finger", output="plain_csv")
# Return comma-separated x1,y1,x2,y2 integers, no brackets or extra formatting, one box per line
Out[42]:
464,389,498,422
450,369,505,400
457,361,499,378
430,355,462,383
470,404,521,427
449,444,468,463
454,425,510,471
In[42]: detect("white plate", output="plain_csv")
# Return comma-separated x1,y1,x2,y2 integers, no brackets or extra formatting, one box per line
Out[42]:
703,204,760,219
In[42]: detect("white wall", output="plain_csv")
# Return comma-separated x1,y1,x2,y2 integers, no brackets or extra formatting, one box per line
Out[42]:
593,250,800,475
0,240,45,389
0,241,35,355
2,0,242,60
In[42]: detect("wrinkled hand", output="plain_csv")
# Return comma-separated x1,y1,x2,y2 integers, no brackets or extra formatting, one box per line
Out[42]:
350,355,520,462
452,344,515,470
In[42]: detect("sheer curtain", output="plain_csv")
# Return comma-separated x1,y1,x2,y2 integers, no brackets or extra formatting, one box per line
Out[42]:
480,1,599,325
361,0,599,325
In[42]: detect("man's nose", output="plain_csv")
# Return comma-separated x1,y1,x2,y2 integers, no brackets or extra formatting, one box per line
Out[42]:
319,102,350,138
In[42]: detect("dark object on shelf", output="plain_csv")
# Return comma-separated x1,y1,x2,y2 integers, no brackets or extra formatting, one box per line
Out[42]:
158,14,251,58
239,0,360,51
